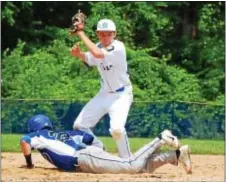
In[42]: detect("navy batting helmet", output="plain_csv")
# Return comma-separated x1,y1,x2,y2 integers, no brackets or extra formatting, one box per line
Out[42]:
28,114,53,132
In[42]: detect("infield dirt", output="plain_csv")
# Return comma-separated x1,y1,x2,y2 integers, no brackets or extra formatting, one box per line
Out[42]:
1,153,224,182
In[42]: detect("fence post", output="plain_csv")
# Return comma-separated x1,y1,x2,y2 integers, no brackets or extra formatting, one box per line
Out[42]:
171,100,175,128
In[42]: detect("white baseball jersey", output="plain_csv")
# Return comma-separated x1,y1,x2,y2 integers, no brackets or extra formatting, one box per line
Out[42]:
21,129,94,171
74,39,133,159
84,40,131,92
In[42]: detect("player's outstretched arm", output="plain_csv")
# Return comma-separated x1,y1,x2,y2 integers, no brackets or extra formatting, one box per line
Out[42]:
20,138,34,169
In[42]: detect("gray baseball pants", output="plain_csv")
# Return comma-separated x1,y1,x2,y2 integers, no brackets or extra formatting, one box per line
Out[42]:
77,137,177,173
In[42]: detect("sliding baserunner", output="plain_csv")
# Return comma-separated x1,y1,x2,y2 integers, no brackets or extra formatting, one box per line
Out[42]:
20,114,192,174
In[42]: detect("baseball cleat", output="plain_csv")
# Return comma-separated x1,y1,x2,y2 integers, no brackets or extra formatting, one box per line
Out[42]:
160,129,180,148
179,145,192,174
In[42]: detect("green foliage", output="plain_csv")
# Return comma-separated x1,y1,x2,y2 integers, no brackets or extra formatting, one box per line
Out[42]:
120,2,173,49
87,2,134,46
127,48,202,101
2,39,99,99
2,37,204,102
215,94,225,105
179,2,225,100
1,2,32,26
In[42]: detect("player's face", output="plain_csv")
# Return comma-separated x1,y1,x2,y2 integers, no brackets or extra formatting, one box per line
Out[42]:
96,31,116,47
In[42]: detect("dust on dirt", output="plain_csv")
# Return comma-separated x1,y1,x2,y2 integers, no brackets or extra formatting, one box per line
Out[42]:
1,152,224,182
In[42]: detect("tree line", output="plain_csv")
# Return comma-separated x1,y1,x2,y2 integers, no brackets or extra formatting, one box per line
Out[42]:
2,2,225,103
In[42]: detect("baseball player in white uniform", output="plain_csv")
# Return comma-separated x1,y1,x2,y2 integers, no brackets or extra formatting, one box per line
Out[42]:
70,19,133,158
21,114,192,174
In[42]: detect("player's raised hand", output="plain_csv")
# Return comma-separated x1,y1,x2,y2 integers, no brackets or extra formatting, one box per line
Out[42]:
70,43,82,57
73,21,84,34
69,10,86,35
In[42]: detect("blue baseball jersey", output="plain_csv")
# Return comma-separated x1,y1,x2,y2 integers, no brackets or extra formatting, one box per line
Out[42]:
21,129,94,171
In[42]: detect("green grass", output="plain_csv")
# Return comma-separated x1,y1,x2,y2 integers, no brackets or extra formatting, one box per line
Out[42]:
1,134,225,155
1,134,22,152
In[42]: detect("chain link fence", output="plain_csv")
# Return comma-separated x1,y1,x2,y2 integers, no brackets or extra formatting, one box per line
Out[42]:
1,99,225,139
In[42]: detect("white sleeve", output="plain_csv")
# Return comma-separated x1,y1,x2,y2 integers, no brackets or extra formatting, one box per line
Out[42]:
84,52,98,66
30,136,45,149
21,134,44,150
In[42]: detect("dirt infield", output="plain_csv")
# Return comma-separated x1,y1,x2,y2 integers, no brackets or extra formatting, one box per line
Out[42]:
1,153,224,182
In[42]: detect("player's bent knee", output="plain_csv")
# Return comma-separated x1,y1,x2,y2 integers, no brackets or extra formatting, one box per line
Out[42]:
109,128,124,140
73,122,81,130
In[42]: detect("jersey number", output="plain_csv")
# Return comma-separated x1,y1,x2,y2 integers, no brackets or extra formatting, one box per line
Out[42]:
101,63,113,71
48,131,70,142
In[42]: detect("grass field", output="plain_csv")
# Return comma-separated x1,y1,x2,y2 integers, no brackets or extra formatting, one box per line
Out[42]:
1,134,225,155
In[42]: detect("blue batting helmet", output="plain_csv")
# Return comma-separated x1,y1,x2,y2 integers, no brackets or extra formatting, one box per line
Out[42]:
28,114,53,132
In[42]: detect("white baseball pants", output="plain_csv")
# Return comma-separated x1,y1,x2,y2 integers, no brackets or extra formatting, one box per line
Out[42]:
73,85,133,158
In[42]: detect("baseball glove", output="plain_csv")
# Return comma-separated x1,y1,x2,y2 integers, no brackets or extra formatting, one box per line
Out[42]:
69,10,86,35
